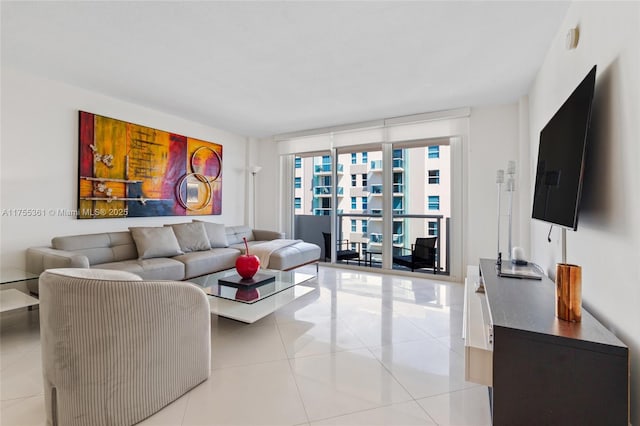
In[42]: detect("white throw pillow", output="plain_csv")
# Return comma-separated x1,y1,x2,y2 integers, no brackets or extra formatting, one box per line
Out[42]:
192,220,229,248
165,222,211,253
129,226,184,259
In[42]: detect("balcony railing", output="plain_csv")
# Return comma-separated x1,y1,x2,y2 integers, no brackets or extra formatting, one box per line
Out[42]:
314,163,344,174
296,212,451,275
313,208,331,216
393,158,404,169
370,184,383,194
314,186,344,196
368,233,404,245
367,183,404,195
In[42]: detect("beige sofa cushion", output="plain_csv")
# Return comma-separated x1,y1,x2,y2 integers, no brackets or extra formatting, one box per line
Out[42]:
94,258,185,281
51,231,137,265
193,220,229,248
225,225,255,245
166,222,211,253
129,226,184,259
173,248,240,279
264,242,321,270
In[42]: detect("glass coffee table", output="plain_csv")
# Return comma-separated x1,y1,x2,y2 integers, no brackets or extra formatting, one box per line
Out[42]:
1,269,40,313
188,268,315,323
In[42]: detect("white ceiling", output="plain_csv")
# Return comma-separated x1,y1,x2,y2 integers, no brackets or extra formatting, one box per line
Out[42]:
1,1,569,138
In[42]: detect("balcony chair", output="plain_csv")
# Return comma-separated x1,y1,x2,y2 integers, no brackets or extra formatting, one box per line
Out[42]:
392,237,438,273
39,268,211,426
322,232,361,265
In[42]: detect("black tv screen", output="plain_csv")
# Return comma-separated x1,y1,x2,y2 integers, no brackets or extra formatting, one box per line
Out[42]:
532,65,596,230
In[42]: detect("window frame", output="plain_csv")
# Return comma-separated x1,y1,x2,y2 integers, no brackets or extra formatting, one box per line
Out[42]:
427,195,440,210
428,169,440,184
428,146,440,159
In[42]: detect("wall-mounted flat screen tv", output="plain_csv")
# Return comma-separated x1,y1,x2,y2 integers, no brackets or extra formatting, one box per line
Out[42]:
532,65,597,230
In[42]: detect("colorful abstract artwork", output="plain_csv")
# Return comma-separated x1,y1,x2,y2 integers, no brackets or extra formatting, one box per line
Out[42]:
78,111,222,219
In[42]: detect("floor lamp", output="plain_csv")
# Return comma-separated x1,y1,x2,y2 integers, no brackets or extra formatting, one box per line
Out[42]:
250,165,262,227
496,169,504,263
505,160,516,261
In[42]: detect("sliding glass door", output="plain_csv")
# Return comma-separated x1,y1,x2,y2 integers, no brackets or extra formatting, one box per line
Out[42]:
389,143,451,275
335,148,382,266
291,140,455,277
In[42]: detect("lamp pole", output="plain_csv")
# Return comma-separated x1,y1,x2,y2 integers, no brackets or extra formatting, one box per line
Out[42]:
250,166,262,227
496,169,504,263
506,161,516,261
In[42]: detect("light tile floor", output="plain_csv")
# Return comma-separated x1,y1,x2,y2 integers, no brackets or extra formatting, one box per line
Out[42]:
0,265,491,426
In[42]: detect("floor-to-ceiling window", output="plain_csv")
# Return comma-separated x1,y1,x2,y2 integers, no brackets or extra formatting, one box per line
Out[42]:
283,108,468,279
336,148,382,264
292,142,451,275
389,142,451,275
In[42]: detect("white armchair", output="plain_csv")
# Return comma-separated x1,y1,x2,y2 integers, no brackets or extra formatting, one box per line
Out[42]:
39,268,211,426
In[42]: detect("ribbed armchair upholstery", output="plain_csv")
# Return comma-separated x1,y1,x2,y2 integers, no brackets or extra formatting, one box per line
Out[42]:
39,268,211,426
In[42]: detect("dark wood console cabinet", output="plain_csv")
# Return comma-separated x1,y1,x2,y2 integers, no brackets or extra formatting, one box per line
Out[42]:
470,259,629,425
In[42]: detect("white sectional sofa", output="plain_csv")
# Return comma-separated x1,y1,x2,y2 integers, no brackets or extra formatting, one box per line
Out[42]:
26,221,320,294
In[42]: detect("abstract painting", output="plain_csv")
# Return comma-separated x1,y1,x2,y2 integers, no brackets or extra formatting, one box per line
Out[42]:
78,111,222,219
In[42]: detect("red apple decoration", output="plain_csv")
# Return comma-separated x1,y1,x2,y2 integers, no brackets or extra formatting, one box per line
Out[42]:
235,237,260,279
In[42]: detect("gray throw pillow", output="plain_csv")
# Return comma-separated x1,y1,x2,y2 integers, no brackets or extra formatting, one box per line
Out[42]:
165,222,211,253
129,226,184,259
193,220,229,248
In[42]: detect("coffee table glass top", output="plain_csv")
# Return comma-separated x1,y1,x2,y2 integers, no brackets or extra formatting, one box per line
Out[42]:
1,269,39,285
188,269,314,304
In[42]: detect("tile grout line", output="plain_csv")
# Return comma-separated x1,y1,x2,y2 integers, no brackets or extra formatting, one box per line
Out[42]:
360,345,448,426
275,316,312,426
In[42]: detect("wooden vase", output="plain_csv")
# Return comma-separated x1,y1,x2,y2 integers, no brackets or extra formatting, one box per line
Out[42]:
555,263,582,322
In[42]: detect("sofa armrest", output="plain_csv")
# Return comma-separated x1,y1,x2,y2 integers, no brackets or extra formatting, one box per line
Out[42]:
27,247,90,275
252,229,286,241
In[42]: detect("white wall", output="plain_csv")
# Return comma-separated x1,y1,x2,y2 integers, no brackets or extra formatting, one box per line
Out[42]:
528,2,639,424
253,137,281,232
0,68,248,269
467,103,526,266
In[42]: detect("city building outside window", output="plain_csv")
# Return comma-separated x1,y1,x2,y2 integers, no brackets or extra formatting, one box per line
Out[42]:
362,173,368,187
393,196,403,212
295,197,301,209
351,174,357,186
351,197,357,209
361,197,368,211
295,177,301,188
362,152,368,164
295,157,301,168
428,195,440,210
428,146,440,159
428,221,438,236
351,153,357,164
362,220,368,233
351,220,357,232
428,170,440,184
